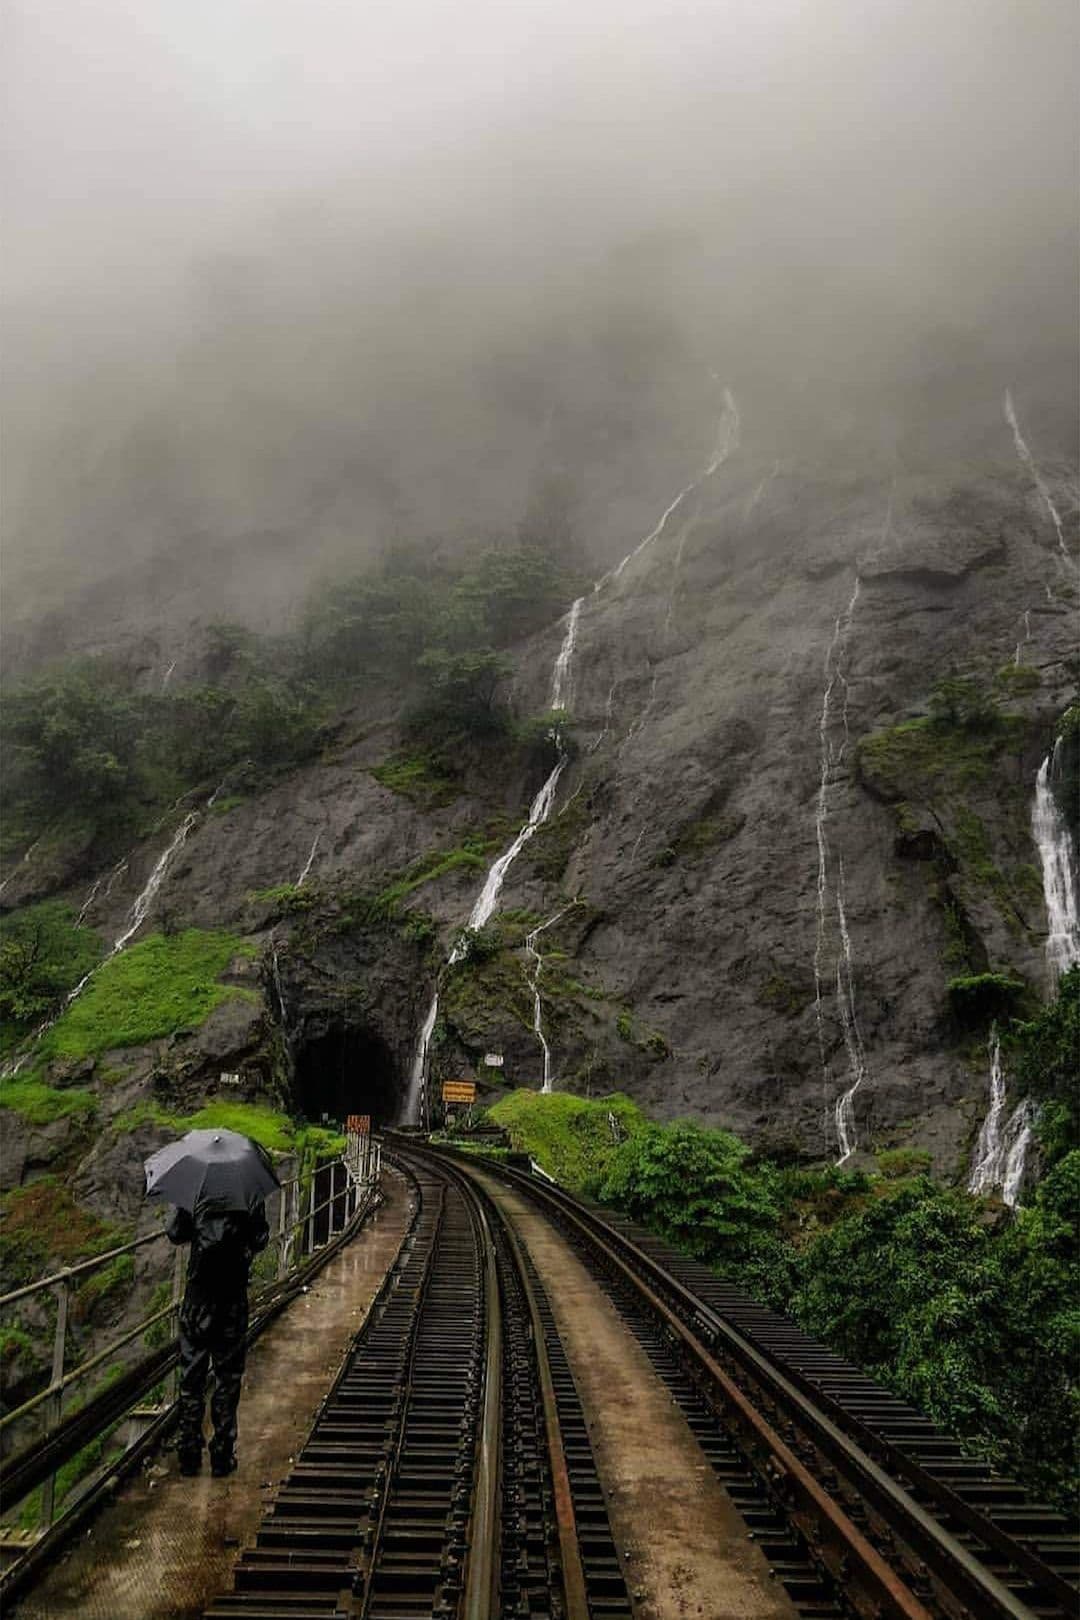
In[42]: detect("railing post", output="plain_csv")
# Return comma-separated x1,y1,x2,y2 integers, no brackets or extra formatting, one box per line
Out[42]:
166,1244,186,1405
328,1164,338,1241
306,1173,317,1256
40,1270,71,1529
276,1182,289,1280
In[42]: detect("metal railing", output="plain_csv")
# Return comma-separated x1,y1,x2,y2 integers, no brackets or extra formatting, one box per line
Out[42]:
0,1152,378,1535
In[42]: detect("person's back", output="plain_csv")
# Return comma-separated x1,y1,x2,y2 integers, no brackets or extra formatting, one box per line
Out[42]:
168,1195,269,1476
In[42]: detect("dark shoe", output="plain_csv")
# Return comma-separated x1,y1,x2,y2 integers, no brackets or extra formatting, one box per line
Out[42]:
177,1447,202,1477
210,1450,237,1478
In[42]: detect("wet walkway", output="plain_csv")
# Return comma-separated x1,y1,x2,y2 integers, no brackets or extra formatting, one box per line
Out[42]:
472,1167,798,1620
13,1170,412,1620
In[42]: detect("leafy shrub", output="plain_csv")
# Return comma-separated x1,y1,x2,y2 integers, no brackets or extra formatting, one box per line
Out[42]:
0,902,102,1045
600,1122,783,1276
947,973,1027,1027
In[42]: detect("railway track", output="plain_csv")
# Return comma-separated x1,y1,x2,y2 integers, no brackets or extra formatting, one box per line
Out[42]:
440,1146,1078,1620
204,1149,634,1619
204,1140,1077,1620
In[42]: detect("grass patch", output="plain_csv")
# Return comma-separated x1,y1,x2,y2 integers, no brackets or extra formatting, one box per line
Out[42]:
370,844,489,917
250,883,317,914
40,930,257,1060
371,753,461,809
73,1254,135,1323
0,1178,125,1291
484,1090,650,1192
856,713,1024,801
0,1076,98,1126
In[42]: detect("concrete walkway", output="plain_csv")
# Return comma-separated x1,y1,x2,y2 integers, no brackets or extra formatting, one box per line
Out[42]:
13,1170,412,1620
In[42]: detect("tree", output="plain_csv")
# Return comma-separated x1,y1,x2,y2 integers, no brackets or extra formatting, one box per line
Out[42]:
0,903,102,1038
411,649,512,739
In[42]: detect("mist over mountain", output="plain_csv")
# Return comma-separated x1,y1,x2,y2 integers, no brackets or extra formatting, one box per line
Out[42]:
3,0,1076,649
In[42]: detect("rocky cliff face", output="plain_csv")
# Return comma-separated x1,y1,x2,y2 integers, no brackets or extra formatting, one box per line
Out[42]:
3,368,1077,1185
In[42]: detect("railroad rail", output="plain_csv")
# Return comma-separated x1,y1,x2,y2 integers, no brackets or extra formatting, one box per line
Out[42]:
205,1146,634,1619
433,1144,1078,1620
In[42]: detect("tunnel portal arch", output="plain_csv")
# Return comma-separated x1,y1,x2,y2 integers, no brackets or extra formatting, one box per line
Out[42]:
291,1020,401,1128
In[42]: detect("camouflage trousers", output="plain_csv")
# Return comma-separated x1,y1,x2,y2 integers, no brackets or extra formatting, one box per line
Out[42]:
177,1288,250,1460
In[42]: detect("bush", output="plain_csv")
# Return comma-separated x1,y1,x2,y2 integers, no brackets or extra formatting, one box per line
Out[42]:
599,1121,782,1273
0,902,102,1044
1011,965,1080,1166
947,973,1027,1027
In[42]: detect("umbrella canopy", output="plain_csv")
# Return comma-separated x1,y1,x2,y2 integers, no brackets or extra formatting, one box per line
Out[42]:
144,1128,279,1212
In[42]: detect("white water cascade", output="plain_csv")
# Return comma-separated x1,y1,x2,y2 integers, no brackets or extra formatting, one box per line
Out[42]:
968,1032,1038,1207
811,575,869,1163
1032,743,1080,988
297,833,321,887
525,902,579,1092
404,391,740,1124
1004,390,1073,569
968,1031,1008,1195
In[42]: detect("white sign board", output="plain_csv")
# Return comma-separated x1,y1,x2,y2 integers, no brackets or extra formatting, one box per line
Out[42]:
220,1071,241,1086
483,1053,504,1068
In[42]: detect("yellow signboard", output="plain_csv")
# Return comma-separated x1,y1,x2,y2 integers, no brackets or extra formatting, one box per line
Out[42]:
442,1080,477,1105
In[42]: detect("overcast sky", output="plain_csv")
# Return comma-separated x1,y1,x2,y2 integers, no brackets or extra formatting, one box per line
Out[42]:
3,0,1077,602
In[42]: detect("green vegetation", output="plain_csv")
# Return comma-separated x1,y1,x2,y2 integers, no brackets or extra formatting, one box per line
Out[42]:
0,902,102,1051
0,1076,98,1126
857,711,1023,800
668,813,745,862
1011,964,1080,1166
0,654,326,863
250,883,318,914
113,1098,301,1155
371,753,461,808
994,663,1041,696
40,930,257,1060
485,1090,649,1190
947,972,1028,1027
478,1061,1078,1509
73,1254,135,1323
370,844,490,918
0,1178,124,1291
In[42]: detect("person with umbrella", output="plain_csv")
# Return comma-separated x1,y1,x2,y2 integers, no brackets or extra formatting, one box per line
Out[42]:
145,1128,277,1477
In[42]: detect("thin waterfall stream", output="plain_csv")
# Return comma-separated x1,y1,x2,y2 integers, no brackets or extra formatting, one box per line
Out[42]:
403,391,740,1123
1032,741,1080,988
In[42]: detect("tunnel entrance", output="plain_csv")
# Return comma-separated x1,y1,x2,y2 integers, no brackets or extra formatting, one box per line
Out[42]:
292,1021,401,1128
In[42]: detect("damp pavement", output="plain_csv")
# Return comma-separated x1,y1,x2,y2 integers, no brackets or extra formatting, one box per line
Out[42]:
12,1170,412,1620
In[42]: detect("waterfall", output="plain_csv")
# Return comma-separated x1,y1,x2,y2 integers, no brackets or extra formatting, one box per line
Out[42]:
1032,744,1080,988
968,1036,1038,1206
1004,389,1073,569
404,391,740,1124
0,838,41,900
968,1031,1008,1195
1001,1099,1037,1208
1014,609,1032,667
525,902,579,1093
297,833,320,887
811,575,867,1162
161,660,177,691
111,814,198,954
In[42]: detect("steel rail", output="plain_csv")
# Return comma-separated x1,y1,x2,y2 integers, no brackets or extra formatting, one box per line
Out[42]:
481,1186,592,1620
412,1147,593,1620
462,1189,502,1620
476,1154,1064,1620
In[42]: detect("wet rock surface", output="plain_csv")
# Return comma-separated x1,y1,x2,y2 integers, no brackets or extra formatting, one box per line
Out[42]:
3,379,1077,1183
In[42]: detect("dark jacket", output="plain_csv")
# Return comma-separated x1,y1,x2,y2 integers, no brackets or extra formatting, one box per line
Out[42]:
167,1198,270,1295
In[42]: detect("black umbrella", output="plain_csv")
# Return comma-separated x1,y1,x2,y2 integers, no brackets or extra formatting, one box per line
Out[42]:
144,1128,279,1212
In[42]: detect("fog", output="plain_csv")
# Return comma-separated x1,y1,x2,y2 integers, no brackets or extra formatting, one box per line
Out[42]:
2,0,1077,629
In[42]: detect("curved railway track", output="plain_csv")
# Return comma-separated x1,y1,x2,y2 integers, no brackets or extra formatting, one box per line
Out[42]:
432,1145,1078,1620
202,1140,1077,1620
